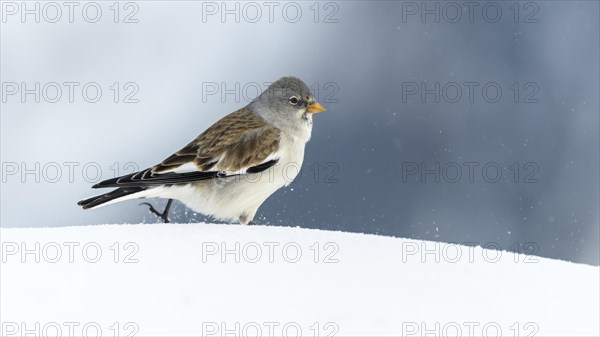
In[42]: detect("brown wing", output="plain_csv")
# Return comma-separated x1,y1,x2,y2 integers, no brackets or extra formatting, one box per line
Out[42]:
152,107,281,174
92,108,281,189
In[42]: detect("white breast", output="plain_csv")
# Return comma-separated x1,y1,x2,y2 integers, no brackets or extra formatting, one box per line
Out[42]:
165,122,312,223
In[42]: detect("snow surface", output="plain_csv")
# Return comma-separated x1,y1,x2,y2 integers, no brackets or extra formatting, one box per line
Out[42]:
1,224,598,336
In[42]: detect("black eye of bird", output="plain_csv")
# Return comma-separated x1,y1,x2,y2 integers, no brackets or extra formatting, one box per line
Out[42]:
289,96,299,105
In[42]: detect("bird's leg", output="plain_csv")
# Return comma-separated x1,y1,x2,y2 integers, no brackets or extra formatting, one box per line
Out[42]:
140,199,173,223
240,214,258,225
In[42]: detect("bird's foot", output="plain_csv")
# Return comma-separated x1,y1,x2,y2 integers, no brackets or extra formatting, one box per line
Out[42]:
140,199,173,223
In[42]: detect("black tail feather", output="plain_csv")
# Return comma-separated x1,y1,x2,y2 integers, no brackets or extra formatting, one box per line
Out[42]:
78,187,148,209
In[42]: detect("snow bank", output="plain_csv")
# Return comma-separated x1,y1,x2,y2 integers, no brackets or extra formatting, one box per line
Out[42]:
1,224,598,336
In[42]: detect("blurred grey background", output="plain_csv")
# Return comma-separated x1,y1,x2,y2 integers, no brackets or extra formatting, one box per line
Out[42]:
1,1,598,264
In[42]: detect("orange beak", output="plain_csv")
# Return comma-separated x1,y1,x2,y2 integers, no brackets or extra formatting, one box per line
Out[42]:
307,101,327,114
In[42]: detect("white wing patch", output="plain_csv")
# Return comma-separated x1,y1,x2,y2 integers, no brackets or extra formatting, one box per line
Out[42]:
154,152,280,177
169,162,199,174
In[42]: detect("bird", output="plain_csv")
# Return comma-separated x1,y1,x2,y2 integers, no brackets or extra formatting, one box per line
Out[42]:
77,76,326,224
